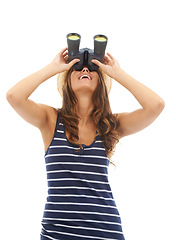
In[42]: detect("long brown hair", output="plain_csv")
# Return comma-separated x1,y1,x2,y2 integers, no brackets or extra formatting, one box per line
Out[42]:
58,67,120,167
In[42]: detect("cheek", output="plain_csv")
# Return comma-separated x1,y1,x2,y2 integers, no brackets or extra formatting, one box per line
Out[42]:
71,71,76,80
93,73,99,84
70,72,77,85
95,72,99,79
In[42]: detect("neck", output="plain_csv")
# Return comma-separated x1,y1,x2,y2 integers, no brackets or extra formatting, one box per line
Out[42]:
76,96,94,126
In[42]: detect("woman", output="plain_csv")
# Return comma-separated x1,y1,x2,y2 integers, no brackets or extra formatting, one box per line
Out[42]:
6,47,165,240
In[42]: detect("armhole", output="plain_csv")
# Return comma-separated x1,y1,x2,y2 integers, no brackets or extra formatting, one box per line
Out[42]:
44,110,60,157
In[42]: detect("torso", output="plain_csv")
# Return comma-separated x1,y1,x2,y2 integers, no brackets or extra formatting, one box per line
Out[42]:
40,107,98,153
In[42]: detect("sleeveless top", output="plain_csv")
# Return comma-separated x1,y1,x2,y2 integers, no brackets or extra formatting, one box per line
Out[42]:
40,112,125,240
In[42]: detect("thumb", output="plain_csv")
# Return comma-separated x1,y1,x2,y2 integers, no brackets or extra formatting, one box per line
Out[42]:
68,58,80,68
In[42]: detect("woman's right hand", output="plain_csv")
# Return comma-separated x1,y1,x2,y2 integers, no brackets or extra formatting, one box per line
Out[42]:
51,47,80,74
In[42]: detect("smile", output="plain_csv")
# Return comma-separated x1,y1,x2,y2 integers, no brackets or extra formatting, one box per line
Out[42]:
79,74,92,80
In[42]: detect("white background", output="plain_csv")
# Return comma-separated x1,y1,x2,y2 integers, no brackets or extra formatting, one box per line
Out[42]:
1,0,175,239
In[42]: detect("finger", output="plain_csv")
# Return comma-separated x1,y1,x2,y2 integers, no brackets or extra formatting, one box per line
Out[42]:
103,60,108,65
68,58,80,67
60,47,68,55
63,51,68,57
103,55,110,63
106,52,115,60
64,55,68,63
104,55,109,60
91,59,103,67
64,55,68,61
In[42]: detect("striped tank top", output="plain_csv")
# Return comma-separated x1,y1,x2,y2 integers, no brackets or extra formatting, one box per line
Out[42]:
40,112,125,240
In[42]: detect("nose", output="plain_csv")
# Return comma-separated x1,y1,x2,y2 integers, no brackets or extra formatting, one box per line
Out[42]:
82,67,89,73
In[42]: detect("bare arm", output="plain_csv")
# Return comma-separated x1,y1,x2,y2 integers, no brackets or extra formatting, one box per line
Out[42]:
6,63,57,128
112,68,165,137
6,47,79,129
92,53,165,138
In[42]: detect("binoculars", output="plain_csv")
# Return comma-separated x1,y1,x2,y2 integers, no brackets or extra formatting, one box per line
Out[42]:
67,33,108,71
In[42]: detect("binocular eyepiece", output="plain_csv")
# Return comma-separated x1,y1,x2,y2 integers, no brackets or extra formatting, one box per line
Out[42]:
67,33,108,71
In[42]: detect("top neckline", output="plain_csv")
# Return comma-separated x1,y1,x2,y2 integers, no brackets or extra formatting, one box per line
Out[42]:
62,120,99,148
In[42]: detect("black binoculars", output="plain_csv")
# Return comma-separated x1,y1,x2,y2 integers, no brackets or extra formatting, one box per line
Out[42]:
67,33,108,71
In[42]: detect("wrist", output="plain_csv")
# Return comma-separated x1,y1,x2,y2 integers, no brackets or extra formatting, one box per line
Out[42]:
46,62,61,76
111,67,125,81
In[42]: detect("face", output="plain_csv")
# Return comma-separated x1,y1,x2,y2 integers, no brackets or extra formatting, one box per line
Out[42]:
70,67,99,97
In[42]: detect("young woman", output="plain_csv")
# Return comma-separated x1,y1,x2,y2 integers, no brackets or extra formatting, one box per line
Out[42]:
6,47,165,240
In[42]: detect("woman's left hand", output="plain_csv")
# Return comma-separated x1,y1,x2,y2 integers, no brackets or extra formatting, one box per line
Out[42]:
92,53,121,79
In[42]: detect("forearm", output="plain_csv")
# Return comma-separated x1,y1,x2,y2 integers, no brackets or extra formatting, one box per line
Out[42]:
114,68,165,111
7,62,57,101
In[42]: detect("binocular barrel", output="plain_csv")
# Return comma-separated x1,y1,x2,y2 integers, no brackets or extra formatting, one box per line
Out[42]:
67,33,81,57
94,34,108,56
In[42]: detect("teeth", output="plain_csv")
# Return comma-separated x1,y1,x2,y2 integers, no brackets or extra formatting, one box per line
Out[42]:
80,75,91,80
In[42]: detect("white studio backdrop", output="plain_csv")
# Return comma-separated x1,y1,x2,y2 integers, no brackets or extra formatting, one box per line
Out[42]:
1,0,175,240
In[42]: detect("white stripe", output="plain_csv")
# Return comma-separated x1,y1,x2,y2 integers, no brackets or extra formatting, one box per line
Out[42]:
80,155,107,159
49,145,80,150
83,147,105,151
48,194,113,201
46,161,108,168
56,130,64,133
44,210,120,218
49,145,105,151
53,137,67,141
47,169,108,176
42,217,121,226
46,201,117,209
40,233,56,240
45,153,82,158
47,177,109,184
45,153,108,160
41,227,122,240
48,186,112,193
42,222,122,234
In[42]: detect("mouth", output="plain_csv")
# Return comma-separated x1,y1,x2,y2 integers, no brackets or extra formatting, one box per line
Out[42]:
78,74,92,80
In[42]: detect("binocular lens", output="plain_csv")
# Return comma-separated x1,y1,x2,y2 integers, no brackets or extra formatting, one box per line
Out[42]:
94,36,107,42
67,33,80,40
